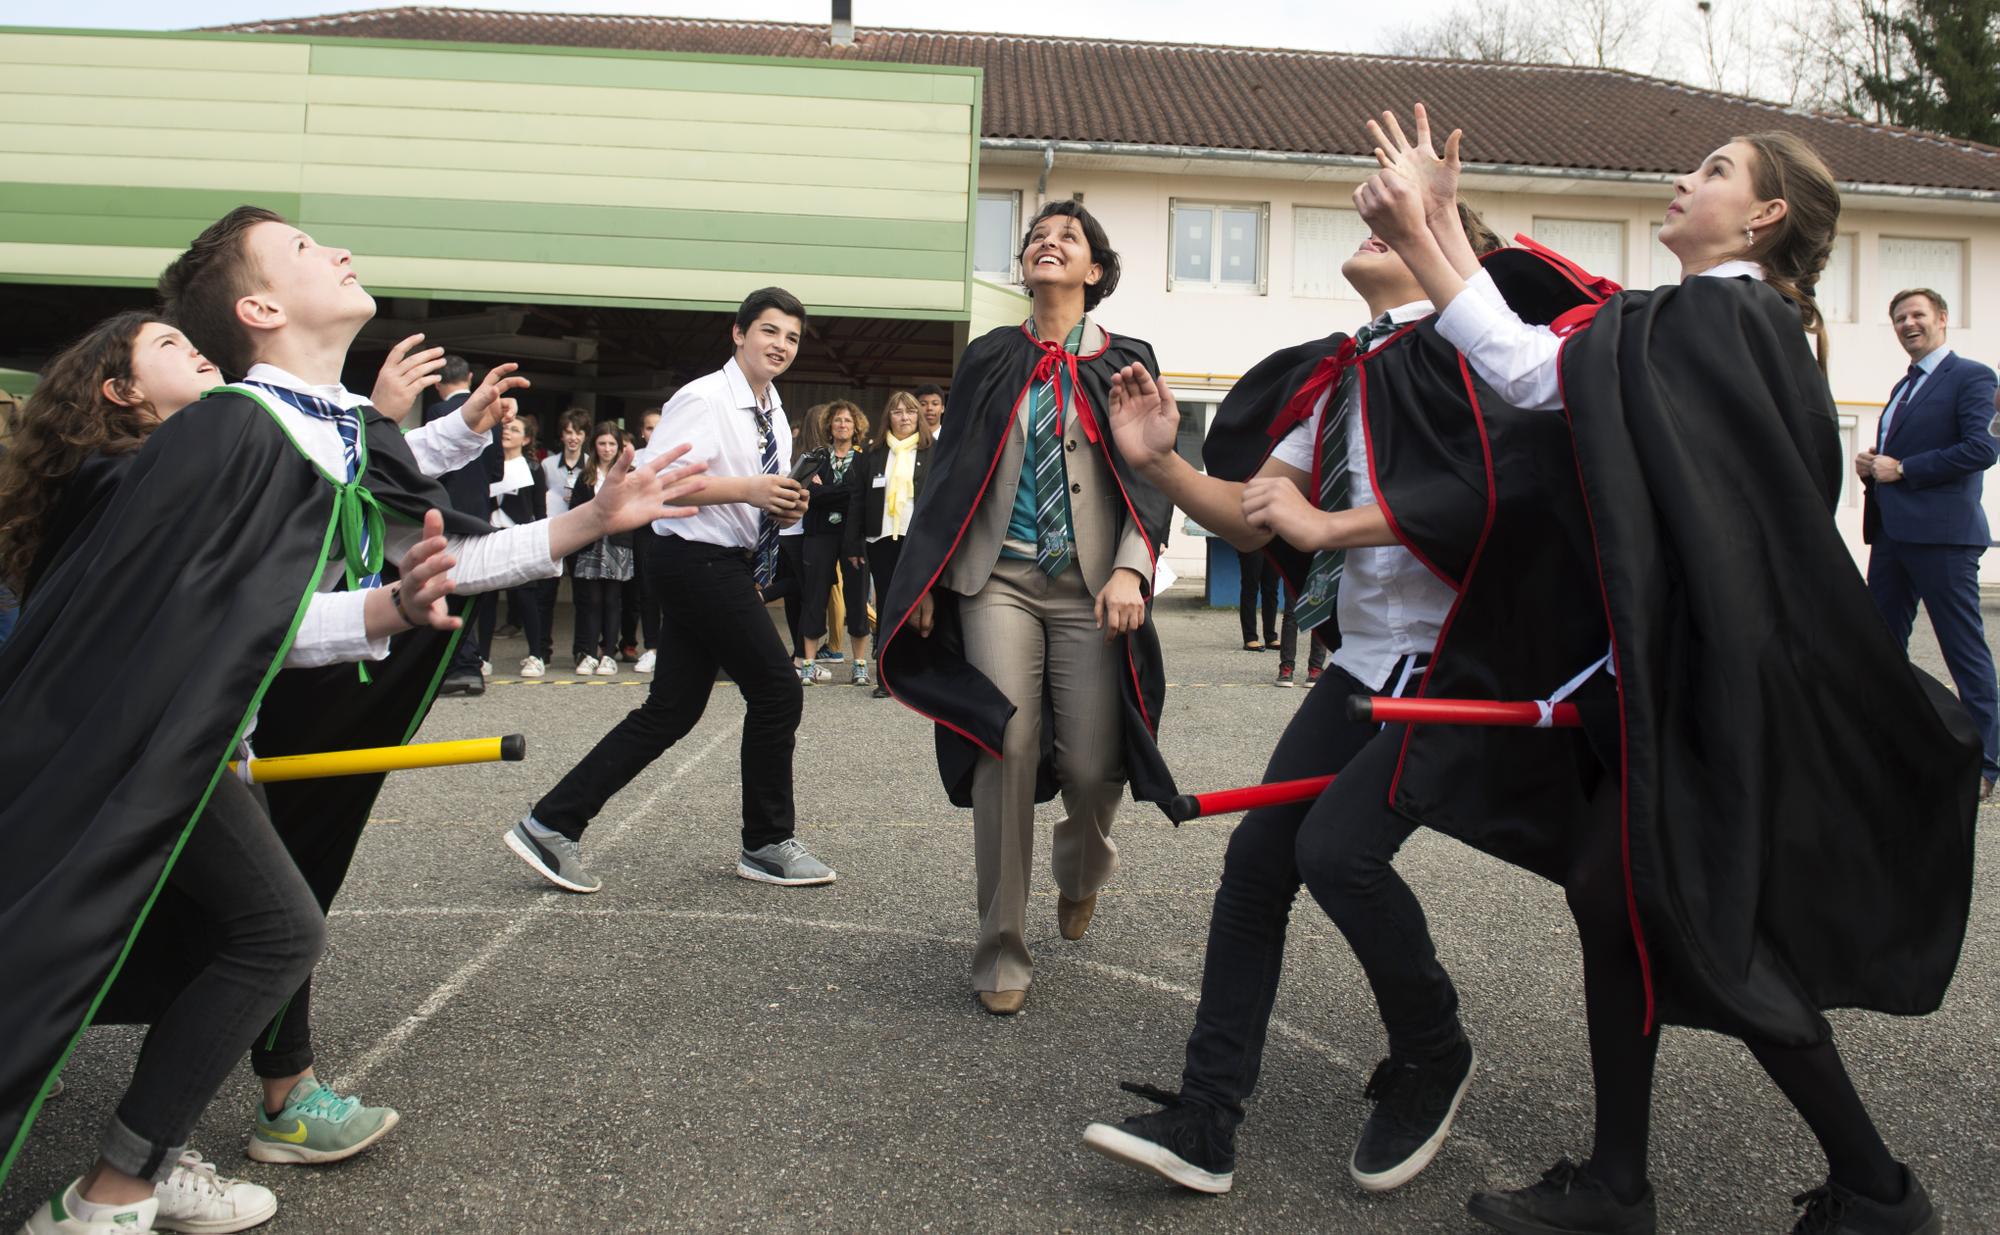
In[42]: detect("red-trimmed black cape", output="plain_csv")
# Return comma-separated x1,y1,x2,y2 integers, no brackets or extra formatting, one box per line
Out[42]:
877,323,1176,808
0,395,485,1185
1199,249,1614,875
1545,274,1977,1043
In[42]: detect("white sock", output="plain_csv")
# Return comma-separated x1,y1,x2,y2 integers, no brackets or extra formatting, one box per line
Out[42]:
68,1181,153,1223
523,816,563,841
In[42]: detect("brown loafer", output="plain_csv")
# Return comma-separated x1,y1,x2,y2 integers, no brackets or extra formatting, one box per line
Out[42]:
1057,893,1098,941
978,989,1027,1016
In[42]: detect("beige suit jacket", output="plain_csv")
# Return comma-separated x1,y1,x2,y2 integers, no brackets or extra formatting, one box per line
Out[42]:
939,319,1154,597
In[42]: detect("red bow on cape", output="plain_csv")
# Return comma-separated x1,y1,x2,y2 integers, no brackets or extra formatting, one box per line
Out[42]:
1031,336,1103,444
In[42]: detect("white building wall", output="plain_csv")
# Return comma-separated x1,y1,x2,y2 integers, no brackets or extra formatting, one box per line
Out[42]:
980,159,2000,586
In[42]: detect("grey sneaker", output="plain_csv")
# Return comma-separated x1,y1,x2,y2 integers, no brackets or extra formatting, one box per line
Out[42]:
504,818,602,893
738,838,837,886
851,662,871,687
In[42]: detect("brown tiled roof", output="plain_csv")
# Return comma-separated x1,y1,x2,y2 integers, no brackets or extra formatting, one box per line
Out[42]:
217,7,2000,193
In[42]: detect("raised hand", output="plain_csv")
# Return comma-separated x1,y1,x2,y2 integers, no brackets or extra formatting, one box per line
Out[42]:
369,334,447,423
590,442,711,534
1353,167,1431,254
1107,361,1179,472
387,509,460,632
460,362,530,434
1366,103,1462,225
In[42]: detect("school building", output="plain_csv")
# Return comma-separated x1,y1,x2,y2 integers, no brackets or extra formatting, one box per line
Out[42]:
3,10,1998,584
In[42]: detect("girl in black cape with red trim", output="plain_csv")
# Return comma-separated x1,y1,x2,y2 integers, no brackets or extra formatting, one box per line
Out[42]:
1357,108,1972,1234
876,200,1175,1015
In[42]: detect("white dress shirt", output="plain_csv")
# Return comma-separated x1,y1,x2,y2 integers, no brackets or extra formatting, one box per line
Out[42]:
1437,259,1766,413
1270,300,1456,691
542,451,583,517
239,365,557,668
638,357,790,549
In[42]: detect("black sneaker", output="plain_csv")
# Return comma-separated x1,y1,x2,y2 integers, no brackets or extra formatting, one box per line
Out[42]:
871,683,891,700
1349,1038,1476,1192
436,672,484,697
1791,1166,1939,1235
1082,1082,1235,1194
1468,1159,1657,1234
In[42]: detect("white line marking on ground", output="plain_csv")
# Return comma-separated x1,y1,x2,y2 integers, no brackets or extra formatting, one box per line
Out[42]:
328,904,1350,1070
331,720,740,1091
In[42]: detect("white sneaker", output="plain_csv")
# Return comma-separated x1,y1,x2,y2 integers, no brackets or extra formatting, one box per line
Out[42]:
635,650,656,673
595,656,617,676
152,1151,276,1233
479,659,492,678
574,655,599,676
22,1179,159,1233
520,656,545,679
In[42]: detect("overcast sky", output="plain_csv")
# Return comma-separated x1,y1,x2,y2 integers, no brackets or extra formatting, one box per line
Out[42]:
21,0,1460,53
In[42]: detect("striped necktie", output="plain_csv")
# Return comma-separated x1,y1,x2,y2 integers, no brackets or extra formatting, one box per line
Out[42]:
249,381,379,588
752,405,782,587
1029,321,1085,577
1293,314,1398,632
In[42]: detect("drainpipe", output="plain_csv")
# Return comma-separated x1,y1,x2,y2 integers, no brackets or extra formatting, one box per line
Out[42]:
830,0,854,46
1035,142,1055,212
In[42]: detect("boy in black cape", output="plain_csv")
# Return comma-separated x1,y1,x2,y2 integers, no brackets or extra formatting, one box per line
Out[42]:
0,206,705,1229
1358,108,1971,1232
877,200,1174,1015
1080,206,1624,1197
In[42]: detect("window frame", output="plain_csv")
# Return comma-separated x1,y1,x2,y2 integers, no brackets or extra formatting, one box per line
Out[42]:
1530,216,1627,284
1292,204,1371,301
1877,234,1968,328
1168,198,1270,295
973,189,1023,284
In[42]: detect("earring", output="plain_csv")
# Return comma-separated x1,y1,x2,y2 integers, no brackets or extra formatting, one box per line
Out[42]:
1744,224,1756,246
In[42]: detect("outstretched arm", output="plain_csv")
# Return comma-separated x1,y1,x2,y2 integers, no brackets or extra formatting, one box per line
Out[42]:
1367,104,1481,281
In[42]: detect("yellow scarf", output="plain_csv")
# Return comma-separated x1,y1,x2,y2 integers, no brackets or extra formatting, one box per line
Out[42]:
884,431,919,537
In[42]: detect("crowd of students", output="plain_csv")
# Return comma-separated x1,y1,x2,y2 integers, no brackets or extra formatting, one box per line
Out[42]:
0,102,1981,1235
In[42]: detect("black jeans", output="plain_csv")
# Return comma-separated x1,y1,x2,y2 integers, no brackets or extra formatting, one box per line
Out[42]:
572,576,623,661
1179,659,1462,1122
107,775,324,1181
623,526,667,651
866,536,903,630
536,572,563,661
533,535,802,849
800,532,870,642
443,594,486,679
1237,549,1280,644
478,584,546,666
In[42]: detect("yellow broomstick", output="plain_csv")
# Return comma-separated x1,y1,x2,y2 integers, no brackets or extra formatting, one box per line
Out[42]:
228,735,526,784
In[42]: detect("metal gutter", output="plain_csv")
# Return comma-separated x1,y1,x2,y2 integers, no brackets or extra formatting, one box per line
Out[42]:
978,137,2000,204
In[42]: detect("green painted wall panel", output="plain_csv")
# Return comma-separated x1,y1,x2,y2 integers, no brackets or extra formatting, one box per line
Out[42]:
0,29,978,320
306,102,971,163
307,42,950,104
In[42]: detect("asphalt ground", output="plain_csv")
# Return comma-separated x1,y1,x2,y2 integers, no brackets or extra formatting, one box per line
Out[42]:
7,591,1998,1234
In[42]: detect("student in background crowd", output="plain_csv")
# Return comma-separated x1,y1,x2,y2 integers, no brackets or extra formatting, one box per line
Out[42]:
1236,548,1279,652
856,389,930,697
569,421,636,675
429,354,504,696
625,408,667,671
771,403,825,667
796,400,872,684
915,383,945,441
478,414,550,678
539,408,590,666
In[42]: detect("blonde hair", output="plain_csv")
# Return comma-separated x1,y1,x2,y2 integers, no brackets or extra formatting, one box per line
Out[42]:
820,399,869,451
1736,131,1842,373
878,390,932,448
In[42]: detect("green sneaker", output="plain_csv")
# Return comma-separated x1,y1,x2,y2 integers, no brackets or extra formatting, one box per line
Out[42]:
246,1078,399,1165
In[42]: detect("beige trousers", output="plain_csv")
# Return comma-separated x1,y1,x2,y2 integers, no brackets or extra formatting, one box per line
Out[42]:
960,556,1125,992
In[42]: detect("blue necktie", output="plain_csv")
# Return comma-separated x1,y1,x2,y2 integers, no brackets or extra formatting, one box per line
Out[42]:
752,406,781,587
248,381,380,588
1878,364,1925,449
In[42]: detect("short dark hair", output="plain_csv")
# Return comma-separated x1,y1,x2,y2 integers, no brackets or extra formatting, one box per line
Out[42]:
1889,287,1947,317
1018,200,1120,311
157,205,287,380
735,287,807,333
1459,202,1504,257
559,407,592,434
439,354,472,386
913,384,945,402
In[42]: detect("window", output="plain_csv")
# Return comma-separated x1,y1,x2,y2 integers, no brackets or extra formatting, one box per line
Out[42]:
1532,218,1625,283
1648,223,1676,288
1879,236,1965,325
1170,200,1268,293
1294,206,1371,299
1174,400,1208,470
973,190,1021,282
1818,233,1856,324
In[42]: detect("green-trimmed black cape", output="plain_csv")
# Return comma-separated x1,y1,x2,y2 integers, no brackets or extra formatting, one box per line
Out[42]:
0,388,483,1185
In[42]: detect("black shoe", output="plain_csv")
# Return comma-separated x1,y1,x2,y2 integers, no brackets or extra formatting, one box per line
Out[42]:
1468,1159,1657,1234
871,683,891,699
436,672,484,697
1350,1037,1476,1191
1791,1166,1939,1235
1081,1081,1236,1194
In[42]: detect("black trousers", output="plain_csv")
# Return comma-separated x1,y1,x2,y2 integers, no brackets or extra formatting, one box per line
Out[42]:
478,583,547,666
800,531,870,642
622,526,667,651
866,536,903,630
1180,658,1462,1121
533,535,802,849
1237,549,1280,644
572,576,623,661
535,571,562,661
443,593,487,678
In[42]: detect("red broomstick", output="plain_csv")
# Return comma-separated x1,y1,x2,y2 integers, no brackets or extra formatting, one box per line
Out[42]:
1162,696,1581,823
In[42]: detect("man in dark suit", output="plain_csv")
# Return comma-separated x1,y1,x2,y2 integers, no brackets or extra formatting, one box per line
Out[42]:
1858,287,2000,795
426,355,503,696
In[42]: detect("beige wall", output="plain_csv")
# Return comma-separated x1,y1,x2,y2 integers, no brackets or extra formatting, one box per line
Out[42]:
981,159,2000,584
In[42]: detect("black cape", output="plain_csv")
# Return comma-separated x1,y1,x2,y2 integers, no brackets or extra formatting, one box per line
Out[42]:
877,323,1177,808
0,392,483,1184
